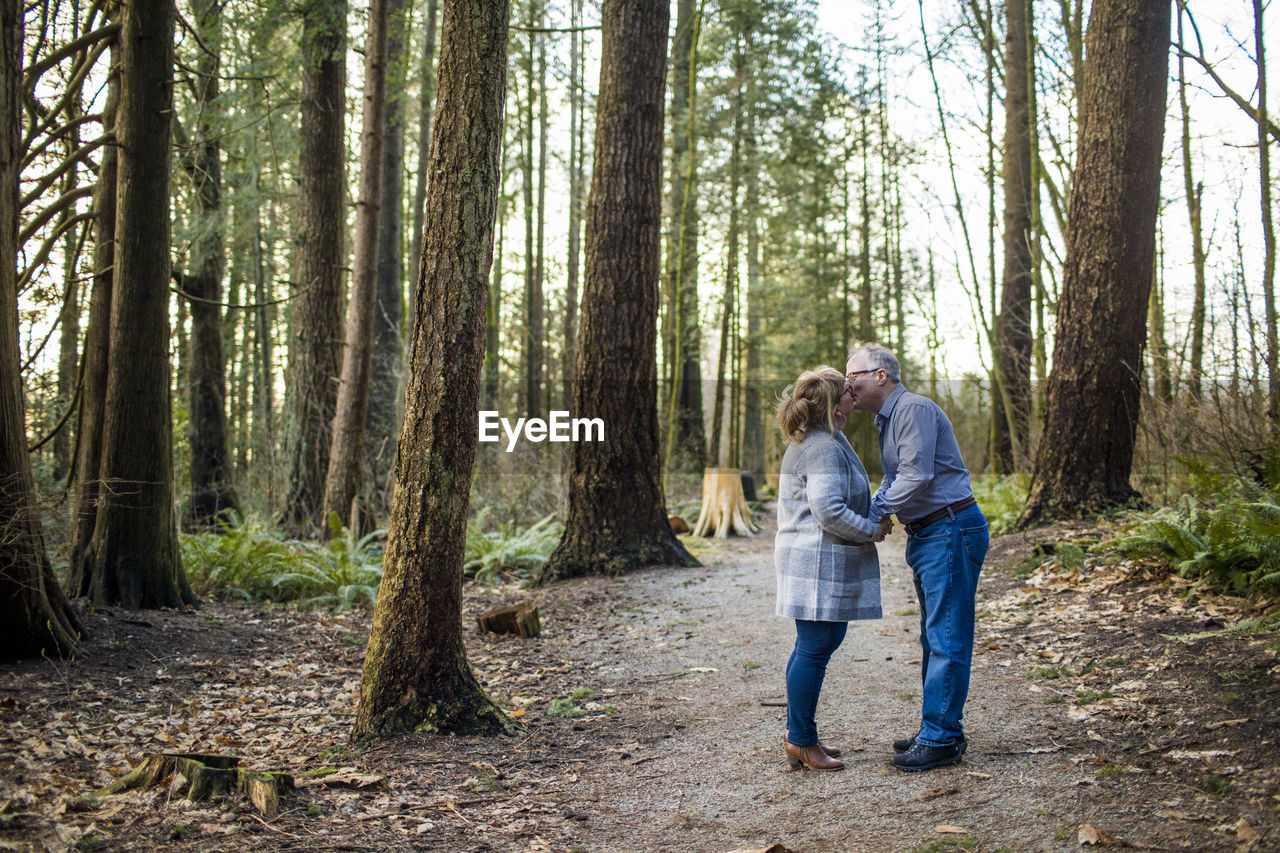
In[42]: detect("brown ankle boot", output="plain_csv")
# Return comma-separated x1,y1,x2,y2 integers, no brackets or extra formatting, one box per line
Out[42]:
784,736,844,771
784,732,841,758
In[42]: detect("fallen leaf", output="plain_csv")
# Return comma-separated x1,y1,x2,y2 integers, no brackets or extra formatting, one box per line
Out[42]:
935,825,968,835
1236,818,1256,843
1078,824,1122,846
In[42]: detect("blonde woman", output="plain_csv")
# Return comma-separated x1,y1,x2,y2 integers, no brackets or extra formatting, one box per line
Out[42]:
775,366,884,771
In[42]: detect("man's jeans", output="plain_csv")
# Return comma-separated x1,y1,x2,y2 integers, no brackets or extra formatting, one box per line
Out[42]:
904,503,988,746
785,619,848,747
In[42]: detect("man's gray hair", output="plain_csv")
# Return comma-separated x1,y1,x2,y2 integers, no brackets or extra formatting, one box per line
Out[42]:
847,343,901,383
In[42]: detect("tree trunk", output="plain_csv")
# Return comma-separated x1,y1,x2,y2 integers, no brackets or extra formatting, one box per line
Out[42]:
1019,0,1171,525
541,0,696,581
0,0,81,660
741,44,764,484
1178,5,1207,401
993,0,1033,474
279,0,347,534
664,0,704,474
323,0,390,535
521,6,541,420
562,0,584,410
70,16,117,598
367,0,409,518
81,0,193,608
184,0,240,530
352,0,513,742
1255,0,1277,441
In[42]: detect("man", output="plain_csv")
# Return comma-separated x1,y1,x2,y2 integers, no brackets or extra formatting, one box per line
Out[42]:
845,343,988,772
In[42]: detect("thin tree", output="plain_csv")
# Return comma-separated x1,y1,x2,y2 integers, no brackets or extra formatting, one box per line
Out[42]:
367,0,411,515
80,0,193,607
352,0,513,741
323,0,390,534
409,0,440,318
1177,5,1207,400
993,0,1033,473
278,0,347,533
181,0,240,529
1254,0,1276,441
1,0,81,659
663,0,705,474
562,0,585,410
542,0,697,580
1019,0,1171,524
69,9,118,597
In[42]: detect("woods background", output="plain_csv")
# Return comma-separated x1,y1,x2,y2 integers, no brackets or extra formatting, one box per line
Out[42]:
5,0,1278,639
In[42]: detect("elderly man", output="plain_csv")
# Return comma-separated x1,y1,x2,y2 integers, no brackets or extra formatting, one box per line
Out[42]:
845,343,988,772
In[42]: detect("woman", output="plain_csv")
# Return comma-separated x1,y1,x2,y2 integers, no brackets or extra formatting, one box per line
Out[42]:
775,366,883,771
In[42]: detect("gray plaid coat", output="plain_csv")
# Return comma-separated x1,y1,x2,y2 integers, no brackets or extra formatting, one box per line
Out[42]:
774,430,882,622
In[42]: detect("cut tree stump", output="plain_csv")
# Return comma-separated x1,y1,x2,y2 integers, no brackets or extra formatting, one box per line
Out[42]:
477,602,541,638
691,467,760,538
98,753,294,817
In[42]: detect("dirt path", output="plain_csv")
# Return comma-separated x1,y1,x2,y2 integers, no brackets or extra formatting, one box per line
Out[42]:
2,510,1276,852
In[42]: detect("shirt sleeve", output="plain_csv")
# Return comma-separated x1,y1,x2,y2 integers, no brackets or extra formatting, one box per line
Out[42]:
870,401,937,519
805,441,880,543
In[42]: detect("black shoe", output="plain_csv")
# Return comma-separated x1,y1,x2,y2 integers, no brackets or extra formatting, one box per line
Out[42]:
892,740,963,772
893,734,967,754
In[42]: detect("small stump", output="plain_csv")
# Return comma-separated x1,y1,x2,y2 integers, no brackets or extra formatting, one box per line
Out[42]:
692,467,760,538
477,602,541,638
99,753,294,817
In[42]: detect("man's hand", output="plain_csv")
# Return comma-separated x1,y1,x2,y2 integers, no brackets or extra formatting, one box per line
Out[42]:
879,517,894,539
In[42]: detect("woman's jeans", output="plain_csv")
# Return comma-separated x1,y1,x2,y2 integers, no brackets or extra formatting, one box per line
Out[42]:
785,619,848,747
904,503,989,746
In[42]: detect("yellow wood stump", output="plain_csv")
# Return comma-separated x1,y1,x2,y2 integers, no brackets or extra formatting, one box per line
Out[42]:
691,468,760,538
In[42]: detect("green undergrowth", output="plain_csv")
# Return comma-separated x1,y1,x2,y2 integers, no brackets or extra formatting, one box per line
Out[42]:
1106,458,1280,599
970,472,1030,534
182,509,563,609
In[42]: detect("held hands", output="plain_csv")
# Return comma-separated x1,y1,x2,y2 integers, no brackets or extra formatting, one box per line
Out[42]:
873,517,893,542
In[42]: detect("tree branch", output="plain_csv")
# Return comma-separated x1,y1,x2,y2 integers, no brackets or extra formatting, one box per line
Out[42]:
22,22,119,89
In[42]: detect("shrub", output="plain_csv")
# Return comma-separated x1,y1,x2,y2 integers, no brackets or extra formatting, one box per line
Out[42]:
463,508,563,583
1107,460,1280,597
970,473,1030,534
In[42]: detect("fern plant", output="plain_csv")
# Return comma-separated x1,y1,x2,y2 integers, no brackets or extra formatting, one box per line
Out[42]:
464,509,563,583
1109,466,1280,597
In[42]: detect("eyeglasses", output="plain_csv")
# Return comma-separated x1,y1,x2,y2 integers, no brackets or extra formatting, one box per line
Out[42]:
847,368,880,378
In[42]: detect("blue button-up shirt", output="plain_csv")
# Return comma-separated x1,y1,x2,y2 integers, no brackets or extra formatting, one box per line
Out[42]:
869,384,974,524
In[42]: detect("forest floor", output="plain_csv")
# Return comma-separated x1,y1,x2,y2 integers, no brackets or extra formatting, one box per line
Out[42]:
2,508,1279,853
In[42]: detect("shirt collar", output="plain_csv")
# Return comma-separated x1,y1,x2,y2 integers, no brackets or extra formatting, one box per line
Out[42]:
875,383,908,428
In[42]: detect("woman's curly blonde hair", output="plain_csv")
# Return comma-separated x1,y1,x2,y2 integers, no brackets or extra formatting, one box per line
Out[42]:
776,366,845,443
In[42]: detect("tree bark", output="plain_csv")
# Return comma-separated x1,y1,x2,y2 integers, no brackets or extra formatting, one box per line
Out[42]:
352,0,513,742
367,0,409,517
1019,0,1171,525
279,0,347,534
184,0,240,530
1255,0,1277,441
1176,7,1207,401
0,0,81,660
323,0,390,535
81,0,192,607
541,0,696,581
993,0,1033,474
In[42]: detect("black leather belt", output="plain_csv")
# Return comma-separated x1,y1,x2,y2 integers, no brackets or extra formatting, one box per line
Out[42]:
903,496,978,536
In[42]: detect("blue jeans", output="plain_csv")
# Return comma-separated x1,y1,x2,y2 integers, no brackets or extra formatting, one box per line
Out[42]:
904,503,988,746
785,619,848,747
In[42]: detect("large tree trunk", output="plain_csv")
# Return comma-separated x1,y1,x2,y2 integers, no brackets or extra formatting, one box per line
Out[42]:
0,0,81,659
993,0,1033,474
1019,0,1171,526
352,0,513,742
323,0,390,534
70,19,118,598
184,0,240,530
279,0,347,534
663,0,704,474
542,0,696,581
81,0,192,608
366,0,409,518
